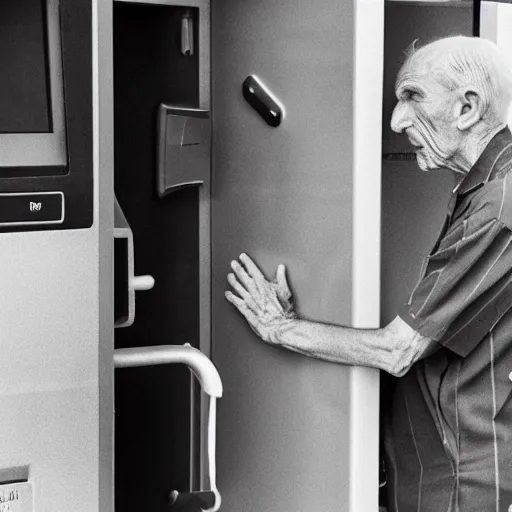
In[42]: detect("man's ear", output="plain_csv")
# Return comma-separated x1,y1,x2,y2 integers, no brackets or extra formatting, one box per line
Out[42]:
456,89,483,131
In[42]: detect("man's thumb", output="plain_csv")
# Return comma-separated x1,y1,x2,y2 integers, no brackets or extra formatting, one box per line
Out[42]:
276,264,292,300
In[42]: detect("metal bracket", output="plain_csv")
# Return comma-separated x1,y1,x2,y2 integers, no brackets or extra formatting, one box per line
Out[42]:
156,105,211,197
114,196,155,328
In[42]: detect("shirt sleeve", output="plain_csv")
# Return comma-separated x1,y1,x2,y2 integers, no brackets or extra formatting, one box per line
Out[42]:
399,216,512,357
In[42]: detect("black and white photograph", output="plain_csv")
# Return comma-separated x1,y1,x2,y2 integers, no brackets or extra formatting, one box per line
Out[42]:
0,0,511,511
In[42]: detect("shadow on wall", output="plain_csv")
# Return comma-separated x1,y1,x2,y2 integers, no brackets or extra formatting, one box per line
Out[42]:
380,159,453,325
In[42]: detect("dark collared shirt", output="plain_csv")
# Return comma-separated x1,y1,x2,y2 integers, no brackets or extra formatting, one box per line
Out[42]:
385,127,512,512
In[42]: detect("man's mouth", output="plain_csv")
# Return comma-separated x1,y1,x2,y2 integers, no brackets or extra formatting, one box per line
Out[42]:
408,139,423,149
405,131,423,149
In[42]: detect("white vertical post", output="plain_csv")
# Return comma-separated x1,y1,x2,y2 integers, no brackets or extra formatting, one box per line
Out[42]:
351,0,384,510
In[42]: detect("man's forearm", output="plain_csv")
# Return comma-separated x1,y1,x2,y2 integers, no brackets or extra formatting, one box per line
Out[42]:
270,318,399,374
225,254,435,377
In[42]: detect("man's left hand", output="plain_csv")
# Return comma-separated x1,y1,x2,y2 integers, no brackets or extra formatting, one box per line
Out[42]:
225,253,297,344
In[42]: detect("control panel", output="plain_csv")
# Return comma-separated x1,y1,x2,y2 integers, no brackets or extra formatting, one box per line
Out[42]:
0,192,64,227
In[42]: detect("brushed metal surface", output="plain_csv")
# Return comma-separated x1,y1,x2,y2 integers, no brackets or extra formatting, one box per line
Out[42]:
212,1,355,510
95,2,114,511
0,229,100,512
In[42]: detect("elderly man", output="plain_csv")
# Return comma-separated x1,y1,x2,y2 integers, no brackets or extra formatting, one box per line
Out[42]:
225,36,512,511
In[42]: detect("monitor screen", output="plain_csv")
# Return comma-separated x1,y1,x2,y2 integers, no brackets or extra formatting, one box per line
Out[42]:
0,0,52,134
0,0,67,172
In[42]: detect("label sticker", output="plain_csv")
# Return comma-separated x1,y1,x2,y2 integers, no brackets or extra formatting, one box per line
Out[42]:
0,482,33,512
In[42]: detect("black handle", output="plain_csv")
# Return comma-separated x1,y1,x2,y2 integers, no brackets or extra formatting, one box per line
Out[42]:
169,490,216,511
242,75,283,127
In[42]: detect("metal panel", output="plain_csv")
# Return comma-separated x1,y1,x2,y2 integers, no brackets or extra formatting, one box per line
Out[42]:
211,0,369,510
0,1,113,511
95,1,115,511
0,211,100,511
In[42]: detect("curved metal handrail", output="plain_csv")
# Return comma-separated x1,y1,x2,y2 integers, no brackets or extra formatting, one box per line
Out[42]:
113,344,223,398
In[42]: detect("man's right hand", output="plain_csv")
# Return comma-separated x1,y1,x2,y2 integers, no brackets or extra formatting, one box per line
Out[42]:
225,253,297,344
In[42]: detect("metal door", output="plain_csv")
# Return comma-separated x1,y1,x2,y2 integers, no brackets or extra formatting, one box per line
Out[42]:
211,1,380,510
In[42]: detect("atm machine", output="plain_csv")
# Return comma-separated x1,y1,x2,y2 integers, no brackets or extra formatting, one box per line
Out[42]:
1,1,511,512
0,1,113,511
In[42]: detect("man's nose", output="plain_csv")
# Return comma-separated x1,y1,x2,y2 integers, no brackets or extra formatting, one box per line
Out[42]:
390,102,413,134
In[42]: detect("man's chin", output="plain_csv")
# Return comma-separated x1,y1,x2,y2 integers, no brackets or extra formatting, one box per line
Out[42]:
416,153,439,172
416,154,429,172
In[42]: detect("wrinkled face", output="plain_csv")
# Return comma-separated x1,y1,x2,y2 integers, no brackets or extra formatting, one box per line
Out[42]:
391,57,463,172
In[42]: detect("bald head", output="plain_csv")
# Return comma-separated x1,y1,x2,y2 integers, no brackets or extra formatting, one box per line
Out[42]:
399,36,512,123
391,36,512,175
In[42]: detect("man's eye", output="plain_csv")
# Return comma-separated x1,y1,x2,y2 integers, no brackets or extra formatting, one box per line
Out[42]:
404,91,420,101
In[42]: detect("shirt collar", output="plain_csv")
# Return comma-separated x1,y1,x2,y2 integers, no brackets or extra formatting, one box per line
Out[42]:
454,127,512,196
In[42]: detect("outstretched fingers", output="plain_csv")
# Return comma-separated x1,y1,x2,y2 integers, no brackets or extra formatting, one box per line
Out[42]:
230,259,257,292
239,253,266,281
227,273,260,313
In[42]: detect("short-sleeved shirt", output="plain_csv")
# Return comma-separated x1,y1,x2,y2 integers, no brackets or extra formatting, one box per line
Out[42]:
385,127,512,512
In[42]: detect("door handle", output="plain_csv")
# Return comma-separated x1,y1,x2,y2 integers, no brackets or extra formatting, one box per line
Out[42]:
113,344,222,398
156,105,210,197
114,196,155,328
242,75,284,127
130,275,155,291
114,344,222,512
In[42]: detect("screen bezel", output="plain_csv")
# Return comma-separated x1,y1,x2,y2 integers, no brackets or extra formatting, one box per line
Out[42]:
0,0,67,171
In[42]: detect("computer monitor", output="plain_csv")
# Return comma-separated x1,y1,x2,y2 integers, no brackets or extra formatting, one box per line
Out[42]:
0,0,67,173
